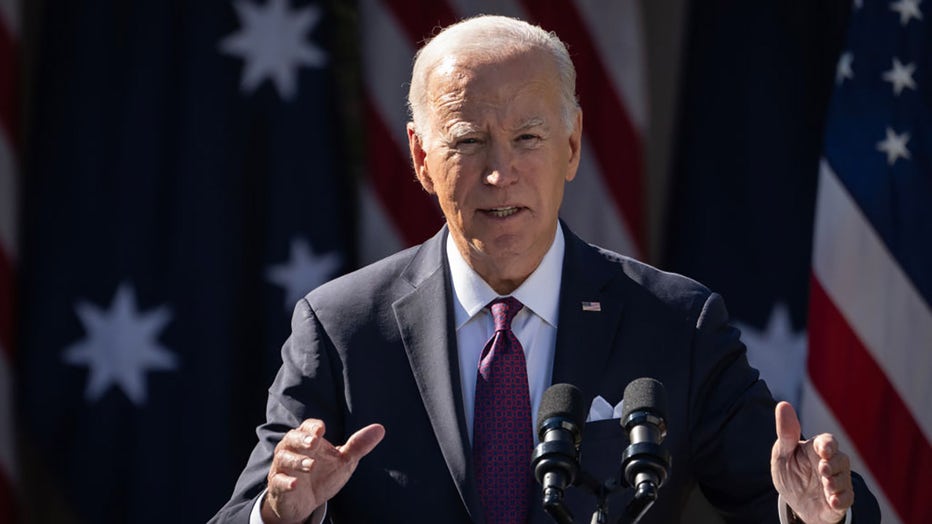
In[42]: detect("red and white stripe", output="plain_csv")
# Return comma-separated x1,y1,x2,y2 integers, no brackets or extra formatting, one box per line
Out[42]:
0,0,19,518
357,0,647,264
803,160,932,524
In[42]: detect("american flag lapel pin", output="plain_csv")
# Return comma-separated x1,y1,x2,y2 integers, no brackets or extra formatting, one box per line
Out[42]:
581,301,601,312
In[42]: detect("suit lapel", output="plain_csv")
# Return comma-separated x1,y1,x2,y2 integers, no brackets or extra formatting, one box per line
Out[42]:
392,228,485,523
550,224,627,405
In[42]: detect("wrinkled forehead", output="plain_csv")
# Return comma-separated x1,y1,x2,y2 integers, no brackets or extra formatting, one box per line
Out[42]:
425,51,561,124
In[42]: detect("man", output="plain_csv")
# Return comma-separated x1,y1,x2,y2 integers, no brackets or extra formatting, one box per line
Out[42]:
212,15,879,524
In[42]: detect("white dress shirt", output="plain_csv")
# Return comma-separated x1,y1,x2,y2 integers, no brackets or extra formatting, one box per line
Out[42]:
446,226,563,444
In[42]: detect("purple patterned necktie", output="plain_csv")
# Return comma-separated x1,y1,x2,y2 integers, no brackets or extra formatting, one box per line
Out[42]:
473,296,533,524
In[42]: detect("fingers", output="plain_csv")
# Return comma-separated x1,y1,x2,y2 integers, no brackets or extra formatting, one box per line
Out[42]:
818,443,853,512
339,424,386,462
277,448,315,472
822,466,854,513
268,470,298,492
774,401,802,457
297,419,327,439
821,464,852,499
270,420,330,480
817,445,848,477
266,419,379,524
813,433,839,460
770,404,855,520
825,486,854,513
273,421,384,478
281,421,325,456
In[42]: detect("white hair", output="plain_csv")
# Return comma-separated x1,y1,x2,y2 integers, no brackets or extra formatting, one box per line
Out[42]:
407,15,579,142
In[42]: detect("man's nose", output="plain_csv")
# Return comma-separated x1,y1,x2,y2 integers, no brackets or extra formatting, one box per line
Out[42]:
483,143,518,186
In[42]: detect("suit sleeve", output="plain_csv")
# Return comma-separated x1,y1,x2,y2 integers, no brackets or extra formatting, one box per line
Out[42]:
209,298,345,523
684,291,780,523
686,292,880,524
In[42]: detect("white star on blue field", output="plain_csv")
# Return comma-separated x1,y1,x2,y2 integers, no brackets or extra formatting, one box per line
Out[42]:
219,0,327,100
266,237,342,310
63,282,177,405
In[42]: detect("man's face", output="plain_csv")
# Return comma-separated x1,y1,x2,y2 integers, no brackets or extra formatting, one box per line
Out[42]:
407,48,582,293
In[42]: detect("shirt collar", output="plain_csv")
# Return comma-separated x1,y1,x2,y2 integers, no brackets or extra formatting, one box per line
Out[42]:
447,226,564,329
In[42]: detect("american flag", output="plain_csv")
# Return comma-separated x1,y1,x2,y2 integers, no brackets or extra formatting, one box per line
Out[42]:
0,0,19,519
803,1,932,523
356,0,647,263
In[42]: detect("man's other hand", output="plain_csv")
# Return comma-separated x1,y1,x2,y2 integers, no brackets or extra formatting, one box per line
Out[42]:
261,420,385,524
771,401,852,524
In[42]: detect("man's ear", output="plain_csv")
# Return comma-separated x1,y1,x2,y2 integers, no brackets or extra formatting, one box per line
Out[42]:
565,109,583,182
407,123,435,194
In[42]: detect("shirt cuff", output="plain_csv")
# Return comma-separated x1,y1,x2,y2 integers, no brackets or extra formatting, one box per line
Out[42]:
777,495,851,524
249,491,265,524
249,489,328,524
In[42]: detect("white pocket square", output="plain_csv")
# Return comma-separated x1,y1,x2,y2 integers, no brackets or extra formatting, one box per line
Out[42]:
586,395,624,422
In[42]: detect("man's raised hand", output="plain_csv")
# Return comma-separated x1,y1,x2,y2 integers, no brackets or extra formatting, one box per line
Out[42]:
771,401,852,524
261,420,385,524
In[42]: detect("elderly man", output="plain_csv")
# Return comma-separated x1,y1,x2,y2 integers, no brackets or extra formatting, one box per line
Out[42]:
212,15,878,524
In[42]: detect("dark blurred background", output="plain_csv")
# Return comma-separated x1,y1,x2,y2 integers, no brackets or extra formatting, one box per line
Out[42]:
1,0,927,522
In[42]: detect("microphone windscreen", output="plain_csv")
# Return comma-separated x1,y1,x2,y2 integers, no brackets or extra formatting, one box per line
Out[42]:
537,383,587,436
621,377,667,421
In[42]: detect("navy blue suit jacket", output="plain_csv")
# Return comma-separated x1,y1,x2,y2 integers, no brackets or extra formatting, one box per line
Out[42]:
211,224,879,523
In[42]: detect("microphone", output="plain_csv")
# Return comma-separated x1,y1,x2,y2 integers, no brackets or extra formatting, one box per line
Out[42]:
619,378,670,504
531,383,587,524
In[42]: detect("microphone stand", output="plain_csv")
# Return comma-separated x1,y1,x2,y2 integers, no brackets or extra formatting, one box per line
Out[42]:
615,481,658,524
576,472,612,524
536,379,670,524
541,449,667,524
540,473,574,524
571,472,657,524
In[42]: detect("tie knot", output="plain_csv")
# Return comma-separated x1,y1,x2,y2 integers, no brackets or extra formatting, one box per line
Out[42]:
488,296,523,332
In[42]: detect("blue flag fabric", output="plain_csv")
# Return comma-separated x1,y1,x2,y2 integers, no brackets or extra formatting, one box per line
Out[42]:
18,1,350,521
822,1,932,301
662,1,852,406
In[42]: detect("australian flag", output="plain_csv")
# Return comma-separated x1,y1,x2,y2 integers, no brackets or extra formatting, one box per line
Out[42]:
17,1,351,522
663,1,853,407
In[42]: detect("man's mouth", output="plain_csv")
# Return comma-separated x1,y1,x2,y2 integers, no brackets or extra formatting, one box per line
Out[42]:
485,206,521,218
